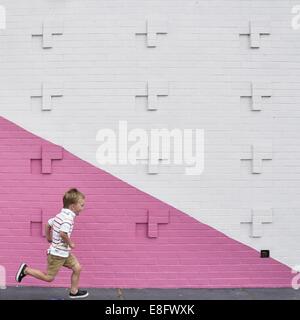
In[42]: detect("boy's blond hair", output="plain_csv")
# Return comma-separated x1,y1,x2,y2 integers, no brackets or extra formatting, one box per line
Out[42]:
63,188,85,208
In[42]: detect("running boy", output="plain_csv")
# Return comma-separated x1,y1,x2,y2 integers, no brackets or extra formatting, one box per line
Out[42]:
16,188,89,299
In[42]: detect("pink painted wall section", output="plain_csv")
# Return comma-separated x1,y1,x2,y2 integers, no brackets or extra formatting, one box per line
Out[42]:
0,116,293,288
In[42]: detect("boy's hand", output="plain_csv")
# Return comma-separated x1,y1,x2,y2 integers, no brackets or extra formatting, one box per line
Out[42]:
59,231,75,249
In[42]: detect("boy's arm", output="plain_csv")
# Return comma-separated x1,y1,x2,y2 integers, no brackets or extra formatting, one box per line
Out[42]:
59,232,75,249
45,223,52,243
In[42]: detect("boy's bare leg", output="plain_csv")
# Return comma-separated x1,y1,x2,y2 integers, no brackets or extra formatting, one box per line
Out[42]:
70,264,81,294
25,267,54,282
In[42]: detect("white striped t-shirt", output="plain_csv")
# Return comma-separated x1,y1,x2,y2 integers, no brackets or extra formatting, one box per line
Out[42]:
47,208,76,258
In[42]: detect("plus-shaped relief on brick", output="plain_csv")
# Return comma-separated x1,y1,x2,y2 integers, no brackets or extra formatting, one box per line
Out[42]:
240,82,272,111
29,144,63,174
240,142,272,174
136,145,169,174
135,209,170,238
31,83,64,111
136,18,168,47
32,19,64,49
239,20,271,48
241,209,273,238
135,81,169,111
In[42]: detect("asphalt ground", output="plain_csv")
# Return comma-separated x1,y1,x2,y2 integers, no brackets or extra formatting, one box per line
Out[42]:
1,286,300,300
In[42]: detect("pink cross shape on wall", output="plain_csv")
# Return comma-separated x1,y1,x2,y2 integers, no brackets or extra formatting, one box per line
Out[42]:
29,144,63,174
135,209,170,238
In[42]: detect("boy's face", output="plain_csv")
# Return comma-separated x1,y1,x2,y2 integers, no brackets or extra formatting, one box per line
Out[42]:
70,197,85,215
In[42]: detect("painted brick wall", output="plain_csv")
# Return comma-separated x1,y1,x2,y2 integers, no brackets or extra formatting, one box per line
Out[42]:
0,116,293,288
0,0,299,287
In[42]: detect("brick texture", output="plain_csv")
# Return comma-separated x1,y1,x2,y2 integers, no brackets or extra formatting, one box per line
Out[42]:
0,116,293,288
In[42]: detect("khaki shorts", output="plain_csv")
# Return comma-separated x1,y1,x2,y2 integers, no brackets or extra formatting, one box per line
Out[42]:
47,253,78,278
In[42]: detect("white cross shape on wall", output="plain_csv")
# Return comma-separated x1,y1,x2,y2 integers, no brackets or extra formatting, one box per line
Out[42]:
135,81,169,111
241,209,273,238
31,83,64,111
32,19,64,48
136,18,168,47
240,143,272,174
240,20,270,48
135,145,169,174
